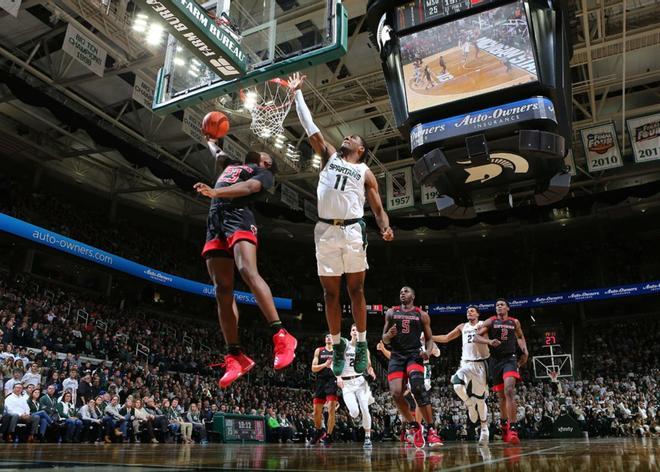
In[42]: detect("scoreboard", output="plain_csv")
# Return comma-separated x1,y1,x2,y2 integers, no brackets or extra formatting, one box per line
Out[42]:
395,0,498,30
213,413,265,443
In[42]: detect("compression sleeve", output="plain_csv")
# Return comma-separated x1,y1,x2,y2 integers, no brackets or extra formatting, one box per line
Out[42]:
294,90,320,137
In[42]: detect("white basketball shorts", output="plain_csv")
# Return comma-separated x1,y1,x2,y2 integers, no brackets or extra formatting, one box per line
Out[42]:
314,221,368,276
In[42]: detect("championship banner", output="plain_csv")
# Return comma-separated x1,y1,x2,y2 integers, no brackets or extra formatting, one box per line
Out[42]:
564,149,577,176
0,0,21,17
135,0,247,79
181,108,206,145
62,24,108,77
428,280,660,315
420,182,439,205
580,123,623,172
386,167,414,210
304,200,317,221
0,213,292,310
410,97,557,152
280,183,299,210
132,76,155,109
627,113,660,163
222,136,247,163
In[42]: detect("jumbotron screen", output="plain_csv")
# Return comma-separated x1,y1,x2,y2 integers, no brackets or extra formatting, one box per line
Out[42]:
399,0,538,112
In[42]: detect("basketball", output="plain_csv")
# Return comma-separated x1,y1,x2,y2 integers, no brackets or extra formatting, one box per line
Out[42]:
202,111,230,139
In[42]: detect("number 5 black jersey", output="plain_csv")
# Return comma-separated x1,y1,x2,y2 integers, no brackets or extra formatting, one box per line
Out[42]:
388,306,423,355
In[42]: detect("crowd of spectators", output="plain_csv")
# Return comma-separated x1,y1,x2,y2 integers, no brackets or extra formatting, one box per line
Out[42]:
1,266,658,445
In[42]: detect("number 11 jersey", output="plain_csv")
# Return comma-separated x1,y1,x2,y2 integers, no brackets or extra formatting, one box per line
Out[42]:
317,153,368,220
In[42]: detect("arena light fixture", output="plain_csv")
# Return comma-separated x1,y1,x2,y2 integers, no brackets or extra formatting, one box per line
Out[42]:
173,57,185,67
146,23,164,45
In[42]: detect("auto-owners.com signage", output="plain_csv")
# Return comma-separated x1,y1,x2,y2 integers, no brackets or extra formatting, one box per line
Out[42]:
410,97,557,152
138,0,247,79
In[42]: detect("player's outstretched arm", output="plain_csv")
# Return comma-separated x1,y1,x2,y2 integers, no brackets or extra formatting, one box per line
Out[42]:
365,170,394,241
193,180,263,199
206,138,231,168
288,72,336,166
432,324,463,344
514,319,529,366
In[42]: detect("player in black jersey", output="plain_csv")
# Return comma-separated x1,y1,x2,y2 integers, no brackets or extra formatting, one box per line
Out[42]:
195,141,297,389
310,334,338,445
475,298,528,444
382,286,442,448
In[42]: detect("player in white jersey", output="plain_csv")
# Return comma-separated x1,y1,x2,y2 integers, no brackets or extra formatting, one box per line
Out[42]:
433,305,491,444
289,72,394,378
336,324,377,448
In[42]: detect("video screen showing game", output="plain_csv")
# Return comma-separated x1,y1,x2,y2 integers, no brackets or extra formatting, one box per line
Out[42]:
399,0,538,112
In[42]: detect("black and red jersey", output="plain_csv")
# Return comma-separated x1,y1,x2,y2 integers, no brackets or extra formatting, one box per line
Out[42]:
316,346,334,380
211,163,273,210
388,306,423,355
488,316,518,358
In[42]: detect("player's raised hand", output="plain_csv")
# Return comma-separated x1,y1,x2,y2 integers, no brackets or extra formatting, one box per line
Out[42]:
194,182,215,198
287,72,306,92
381,226,394,241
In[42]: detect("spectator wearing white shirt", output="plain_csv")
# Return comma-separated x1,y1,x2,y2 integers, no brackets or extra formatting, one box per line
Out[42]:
4,369,23,397
21,363,42,389
1,383,39,442
62,370,79,406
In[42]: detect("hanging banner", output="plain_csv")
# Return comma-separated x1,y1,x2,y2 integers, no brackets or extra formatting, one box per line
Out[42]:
132,76,155,109
580,123,623,172
386,167,414,210
0,213,292,310
420,183,440,205
0,0,21,17
62,24,108,77
304,200,317,221
564,149,577,176
627,113,660,163
181,108,206,145
280,183,299,210
222,136,247,163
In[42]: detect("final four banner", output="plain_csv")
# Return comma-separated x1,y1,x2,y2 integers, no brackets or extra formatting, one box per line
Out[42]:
580,122,623,172
627,113,660,163
428,280,660,314
386,167,414,210
0,213,292,310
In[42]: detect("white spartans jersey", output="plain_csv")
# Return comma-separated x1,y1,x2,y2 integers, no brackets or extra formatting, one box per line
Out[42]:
317,153,369,220
342,341,358,377
461,321,490,361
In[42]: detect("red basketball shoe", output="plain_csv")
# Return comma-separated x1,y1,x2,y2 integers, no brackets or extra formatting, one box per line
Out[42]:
426,427,444,448
410,423,426,449
505,428,520,445
273,328,297,370
216,352,255,388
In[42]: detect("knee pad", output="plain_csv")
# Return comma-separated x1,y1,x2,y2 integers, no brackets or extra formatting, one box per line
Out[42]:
409,372,430,407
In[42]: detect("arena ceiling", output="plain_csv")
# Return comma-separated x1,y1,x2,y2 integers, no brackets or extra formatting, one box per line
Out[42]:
1,0,660,241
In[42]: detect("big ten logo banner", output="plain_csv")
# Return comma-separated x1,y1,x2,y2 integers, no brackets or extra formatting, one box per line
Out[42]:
580,122,623,172
627,113,660,164
386,167,414,210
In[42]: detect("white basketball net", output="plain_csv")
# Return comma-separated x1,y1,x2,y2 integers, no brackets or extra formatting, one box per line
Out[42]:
241,79,293,139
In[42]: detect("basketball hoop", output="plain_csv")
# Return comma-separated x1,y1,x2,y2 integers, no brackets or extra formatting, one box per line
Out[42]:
240,78,294,139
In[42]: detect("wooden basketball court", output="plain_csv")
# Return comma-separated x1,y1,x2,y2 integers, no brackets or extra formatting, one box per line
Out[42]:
404,47,537,111
0,438,656,471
